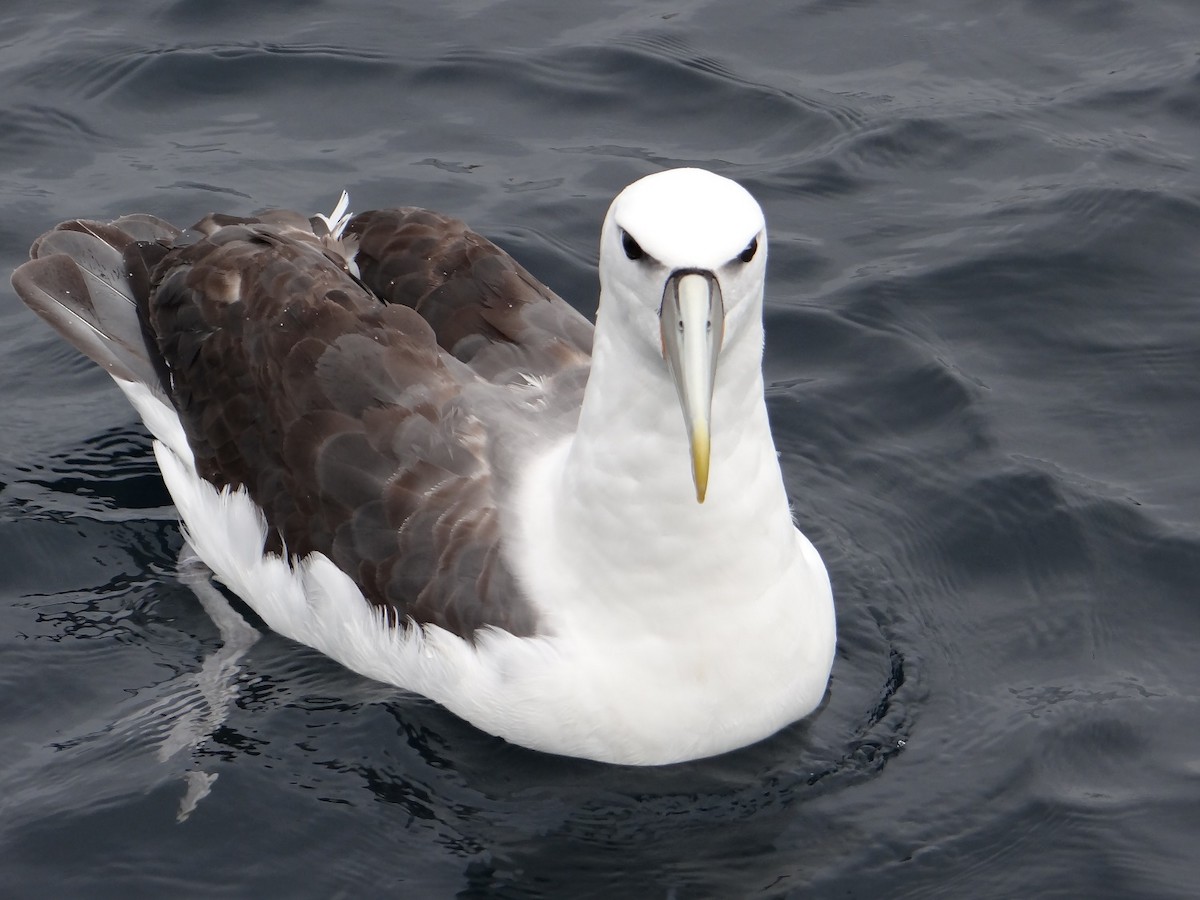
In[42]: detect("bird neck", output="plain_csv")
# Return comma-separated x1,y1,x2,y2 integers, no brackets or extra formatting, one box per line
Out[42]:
537,299,799,611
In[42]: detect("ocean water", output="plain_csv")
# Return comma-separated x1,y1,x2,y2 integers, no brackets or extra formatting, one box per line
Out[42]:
2,0,1199,897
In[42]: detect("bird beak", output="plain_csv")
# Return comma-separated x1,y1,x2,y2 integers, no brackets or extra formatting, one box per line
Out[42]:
660,270,724,503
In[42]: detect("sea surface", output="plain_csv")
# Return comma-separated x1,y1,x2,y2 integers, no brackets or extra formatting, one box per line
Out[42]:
2,1,1199,897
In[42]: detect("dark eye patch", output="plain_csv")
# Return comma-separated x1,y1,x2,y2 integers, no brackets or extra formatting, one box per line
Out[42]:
622,230,646,261
738,237,758,264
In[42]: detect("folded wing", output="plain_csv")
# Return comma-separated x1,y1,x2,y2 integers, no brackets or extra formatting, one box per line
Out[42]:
13,204,594,638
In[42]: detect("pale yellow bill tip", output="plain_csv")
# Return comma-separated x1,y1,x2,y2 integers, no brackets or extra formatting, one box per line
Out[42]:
691,422,710,504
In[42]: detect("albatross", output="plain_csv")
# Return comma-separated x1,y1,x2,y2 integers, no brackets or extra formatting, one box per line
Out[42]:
11,168,835,765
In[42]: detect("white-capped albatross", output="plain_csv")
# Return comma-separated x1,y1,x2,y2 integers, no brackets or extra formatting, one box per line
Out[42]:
11,168,835,765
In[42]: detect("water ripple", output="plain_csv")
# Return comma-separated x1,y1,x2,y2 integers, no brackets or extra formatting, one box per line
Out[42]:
20,40,401,106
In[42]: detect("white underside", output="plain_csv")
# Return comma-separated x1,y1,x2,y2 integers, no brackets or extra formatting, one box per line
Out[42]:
115,378,835,765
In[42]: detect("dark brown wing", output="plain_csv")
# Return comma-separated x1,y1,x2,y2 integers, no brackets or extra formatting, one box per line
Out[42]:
145,210,592,637
13,204,593,637
347,208,592,383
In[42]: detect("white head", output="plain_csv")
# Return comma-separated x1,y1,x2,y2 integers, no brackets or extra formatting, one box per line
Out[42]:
597,168,767,502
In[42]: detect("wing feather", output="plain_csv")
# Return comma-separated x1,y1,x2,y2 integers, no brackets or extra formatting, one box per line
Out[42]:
347,208,592,383
14,204,580,639
144,212,555,637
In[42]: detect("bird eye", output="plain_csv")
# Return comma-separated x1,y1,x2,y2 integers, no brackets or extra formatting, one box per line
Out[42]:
738,237,759,264
621,230,645,261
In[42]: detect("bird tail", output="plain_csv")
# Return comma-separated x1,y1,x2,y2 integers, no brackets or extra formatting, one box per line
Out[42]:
11,214,182,391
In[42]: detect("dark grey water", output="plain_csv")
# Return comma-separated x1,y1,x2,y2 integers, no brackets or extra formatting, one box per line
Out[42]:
3,1,1199,896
